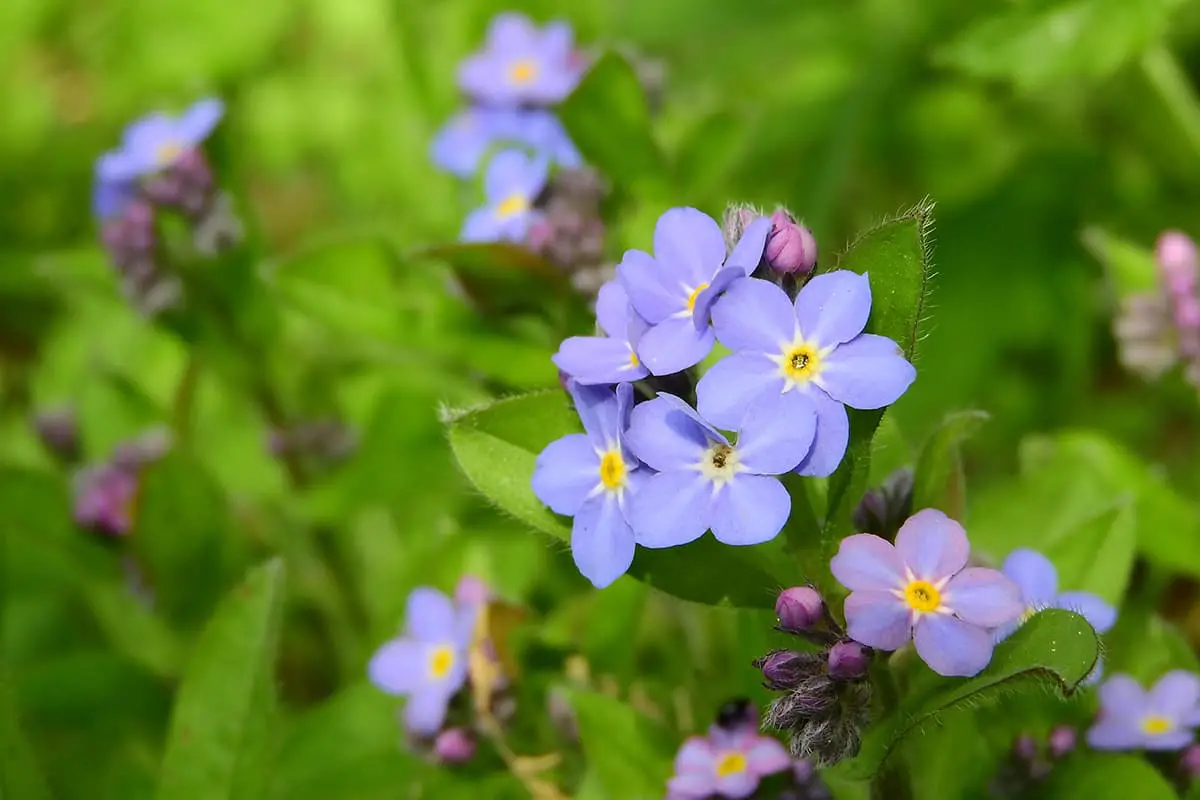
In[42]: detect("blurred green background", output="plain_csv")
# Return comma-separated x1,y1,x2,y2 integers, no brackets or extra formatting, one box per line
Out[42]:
7,0,1200,797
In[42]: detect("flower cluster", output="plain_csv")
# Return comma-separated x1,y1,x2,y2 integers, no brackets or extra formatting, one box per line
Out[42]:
93,98,241,316
990,726,1077,795
532,206,916,588
72,427,172,538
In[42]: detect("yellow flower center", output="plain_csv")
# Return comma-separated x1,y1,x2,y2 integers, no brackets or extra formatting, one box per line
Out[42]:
903,580,941,613
686,283,709,313
155,140,183,167
599,450,626,490
428,645,455,679
496,192,529,219
715,752,747,778
509,59,538,85
782,343,822,383
1142,715,1172,735
628,350,640,368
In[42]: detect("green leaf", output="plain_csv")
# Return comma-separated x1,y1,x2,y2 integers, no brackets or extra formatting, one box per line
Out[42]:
1081,226,1161,296
568,690,675,800
1045,502,1137,606
559,51,667,187
155,559,286,800
446,392,784,607
416,242,582,319
1041,753,1177,800
911,410,989,519
844,609,1098,779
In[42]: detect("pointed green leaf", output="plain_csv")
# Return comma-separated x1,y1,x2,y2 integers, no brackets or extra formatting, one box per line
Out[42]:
912,410,989,519
155,559,286,800
568,690,674,800
1045,502,1137,606
1081,226,1160,296
1042,753,1177,800
844,609,1098,779
446,392,783,607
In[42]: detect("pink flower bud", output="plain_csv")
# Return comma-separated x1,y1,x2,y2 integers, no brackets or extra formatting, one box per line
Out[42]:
433,727,476,764
1180,743,1200,778
454,575,491,608
1047,725,1076,759
1156,231,1199,297
775,586,823,631
827,641,870,681
765,210,817,275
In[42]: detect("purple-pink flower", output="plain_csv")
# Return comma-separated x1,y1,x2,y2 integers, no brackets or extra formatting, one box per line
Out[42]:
667,723,790,799
457,13,582,107
73,463,139,537
1088,671,1200,751
830,509,1022,677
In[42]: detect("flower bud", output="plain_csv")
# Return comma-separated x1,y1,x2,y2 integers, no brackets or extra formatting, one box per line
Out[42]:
1156,231,1199,298
715,698,757,734
776,586,824,632
1047,725,1076,760
433,727,476,764
721,204,765,251
827,641,870,681
852,467,914,542
755,650,816,691
455,575,491,608
765,210,818,275
1180,744,1200,779
1012,733,1038,763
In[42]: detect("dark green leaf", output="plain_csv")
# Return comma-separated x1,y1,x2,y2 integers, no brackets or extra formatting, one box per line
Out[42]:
568,690,675,800
559,52,667,187
912,410,989,519
446,391,784,607
844,609,1098,779
155,559,286,800
1041,753,1177,800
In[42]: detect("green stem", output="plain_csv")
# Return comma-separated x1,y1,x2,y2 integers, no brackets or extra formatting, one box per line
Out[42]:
1140,46,1200,166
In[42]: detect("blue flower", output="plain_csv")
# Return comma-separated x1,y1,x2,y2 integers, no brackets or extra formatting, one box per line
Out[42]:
531,382,648,588
97,98,224,183
697,272,916,477
368,586,476,735
626,392,815,549
1088,671,1200,751
432,108,580,178
460,150,548,243
552,281,650,385
617,207,771,376
457,13,582,107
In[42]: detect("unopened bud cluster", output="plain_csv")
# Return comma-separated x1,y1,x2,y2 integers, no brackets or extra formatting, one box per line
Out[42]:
990,726,1077,796
723,204,818,299
851,467,915,542
72,427,172,539
527,167,612,296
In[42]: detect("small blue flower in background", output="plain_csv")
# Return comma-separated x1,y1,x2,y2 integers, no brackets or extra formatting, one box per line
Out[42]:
431,108,581,178
617,207,772,375
532,382,647,588
626,392,815,549
368,587,476,735
92,166,136,221
460,150,548,243
457,12,582,107
698,272,916,477
553,281,650,385
830,509,1023,677
667,719,791,799
96,98,224,183
1088,671,1200,751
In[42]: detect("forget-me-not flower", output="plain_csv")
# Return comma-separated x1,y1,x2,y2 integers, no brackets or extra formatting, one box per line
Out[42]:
460,150,548,243
617,207,771,376
553,281,650,385
368,586,477,735
457,13,582,107
431,108,580,178
698,272,916,476
1088,671,1200,751
830,509,1023,677
626,392,815,549
667,721,791,799
97,98,224,183
532,382,648,588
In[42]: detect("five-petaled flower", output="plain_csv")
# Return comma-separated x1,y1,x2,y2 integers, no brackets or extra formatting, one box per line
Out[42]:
667,721,791,799
552,281,650,385
617,207,772,375
460,150,548,243
1087,671,1200,751
431,108,579,178
830,509,1023,677
626,392,815,549
531,382,647,588
96,98,224,184
368,587,476,735
698,272,916,476
457,13,582,107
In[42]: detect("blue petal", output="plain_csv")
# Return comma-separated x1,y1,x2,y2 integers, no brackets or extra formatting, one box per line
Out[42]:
404,688,454,736
571,495,636,588
552,336,646,385
617,249,677,324
626,395,711,472
595,281,633,339
405,587,457,642
460,207,502,242
1086,719,1143,751
794,270,872,348
818,334,915,410
708,474,789,546
532,433,598,515
690,267,743,332
711,277,796,353
724,215,772,274
629,470,713,548
367,639,427,695
942,567,1023,628
430,111,493,177
913,613,994,677
735,391,816,475
177,98,224,146
695,351,785,432
844,590,912,651
1001,549,1058,606
568,382,622,448
635,316,715,376
794,388,849,477
483,149,535,201
653,207,726,289
1054,591,1116,634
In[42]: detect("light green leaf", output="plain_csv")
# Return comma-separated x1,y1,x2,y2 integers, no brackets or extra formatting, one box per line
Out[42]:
911,410,989,520
844,609,1098,779
1041,753,1177,799
568,690,675,800
1081,226,1161,296
446,392,785,607
155,559,286,800
1045,502,1137,606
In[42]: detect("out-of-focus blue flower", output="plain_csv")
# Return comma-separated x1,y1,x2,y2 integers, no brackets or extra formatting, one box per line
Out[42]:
626,392,814,549
830,509,1023,678
432,108,581,178
617,208,771,376
457,13,582,107
553,281,649,385
368,587,476,735
98,98,224,183
461,150,548,243
667,720,791,799
531,382,648,588
1088,671,1200,751
92,166,136,220
698,273,916,476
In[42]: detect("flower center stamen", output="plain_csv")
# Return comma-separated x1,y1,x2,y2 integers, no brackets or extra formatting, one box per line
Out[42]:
628,350,640,368
428,645,455,679
782,343,821,383
599,450,626,490
509,59,538,85
155,141,183,167
903,580,941,614
496,192,529,219
715,751,747,778
686,283,709,313
1142,715,1172,735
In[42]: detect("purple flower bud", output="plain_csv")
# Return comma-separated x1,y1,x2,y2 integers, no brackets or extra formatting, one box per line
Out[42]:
433,727,476,764
827,641,870,681
755,650,815,691
1047,725,1076,760
1179,744,1200,779
1156,231,1199,298
716,698,758,734
765,210,817,275
776,586,824,632
852,467,914,542
1012,733,1038,763
33,407,80,464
